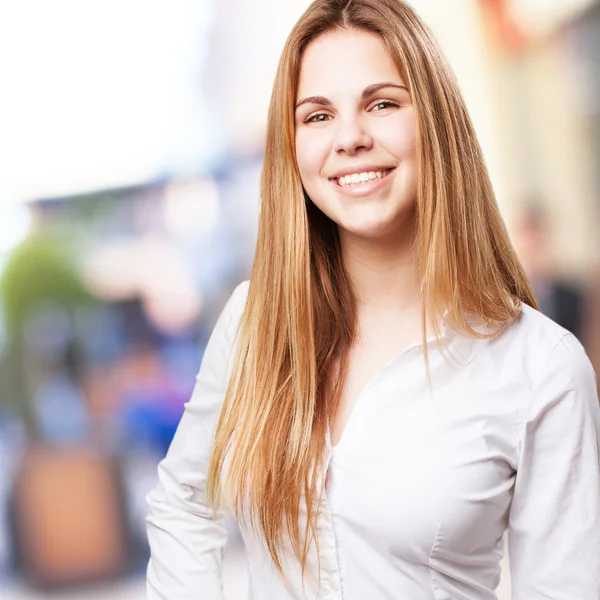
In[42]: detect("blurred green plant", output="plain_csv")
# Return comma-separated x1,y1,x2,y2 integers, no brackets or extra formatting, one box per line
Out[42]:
0,234,95,436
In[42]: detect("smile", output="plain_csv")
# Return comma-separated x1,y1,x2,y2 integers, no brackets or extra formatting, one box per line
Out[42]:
329,167,396,197
335,169,393,187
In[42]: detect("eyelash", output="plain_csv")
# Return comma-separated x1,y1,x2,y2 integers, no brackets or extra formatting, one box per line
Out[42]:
303,100,400,124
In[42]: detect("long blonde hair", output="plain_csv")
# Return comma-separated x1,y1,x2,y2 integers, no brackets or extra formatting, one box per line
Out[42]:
207,0,537,580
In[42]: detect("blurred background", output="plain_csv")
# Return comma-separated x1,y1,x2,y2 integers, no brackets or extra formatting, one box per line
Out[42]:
0,0,598,598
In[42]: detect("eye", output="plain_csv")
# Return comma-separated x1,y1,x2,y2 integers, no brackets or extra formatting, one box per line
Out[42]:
304,112,333,124
370,100,400,112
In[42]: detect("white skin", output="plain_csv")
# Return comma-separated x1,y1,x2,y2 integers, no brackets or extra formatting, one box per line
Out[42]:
294,28,424,445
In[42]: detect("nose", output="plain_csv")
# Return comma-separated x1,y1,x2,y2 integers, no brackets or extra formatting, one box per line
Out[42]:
332,114,373,156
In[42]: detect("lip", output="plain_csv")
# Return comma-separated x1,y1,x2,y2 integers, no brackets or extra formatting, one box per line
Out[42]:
330,167,396,198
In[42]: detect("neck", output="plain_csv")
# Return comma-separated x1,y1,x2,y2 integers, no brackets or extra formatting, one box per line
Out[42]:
339,226,421,312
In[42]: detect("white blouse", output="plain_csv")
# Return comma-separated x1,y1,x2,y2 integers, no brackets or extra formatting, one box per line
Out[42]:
146,280,600,599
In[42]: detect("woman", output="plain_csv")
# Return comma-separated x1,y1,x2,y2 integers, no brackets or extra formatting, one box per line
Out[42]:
146,0,600,598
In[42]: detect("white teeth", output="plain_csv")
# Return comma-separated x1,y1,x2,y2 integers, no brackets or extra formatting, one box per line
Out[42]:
337,169,390,187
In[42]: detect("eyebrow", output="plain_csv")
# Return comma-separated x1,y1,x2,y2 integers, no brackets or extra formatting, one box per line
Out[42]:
295,81,408,110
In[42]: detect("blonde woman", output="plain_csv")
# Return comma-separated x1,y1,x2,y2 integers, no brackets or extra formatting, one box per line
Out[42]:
146,0,600,598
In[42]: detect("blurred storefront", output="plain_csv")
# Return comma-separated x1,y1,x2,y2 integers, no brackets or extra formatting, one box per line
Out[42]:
479,0,600,275
473,0,600,373
0,176,255,594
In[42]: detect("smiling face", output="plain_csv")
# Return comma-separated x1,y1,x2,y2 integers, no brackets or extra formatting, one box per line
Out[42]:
294,28,418,246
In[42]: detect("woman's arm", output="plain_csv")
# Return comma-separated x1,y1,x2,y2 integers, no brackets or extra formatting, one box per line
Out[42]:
508,333,600,599
145,282,248,600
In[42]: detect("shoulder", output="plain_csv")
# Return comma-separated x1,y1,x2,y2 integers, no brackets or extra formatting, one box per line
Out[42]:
492,303,583,375
507,304,597,408
196,281,250,383
511,302,570,350
228,279,250,314
465,302,595,392
516,317,599,458
204,280,249,357
219,280,250,336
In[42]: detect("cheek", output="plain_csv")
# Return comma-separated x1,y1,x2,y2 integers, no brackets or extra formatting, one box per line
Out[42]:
295,130,330,184
375,113,417,160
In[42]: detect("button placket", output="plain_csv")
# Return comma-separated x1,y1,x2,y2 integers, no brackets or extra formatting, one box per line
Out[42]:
318,472,343,599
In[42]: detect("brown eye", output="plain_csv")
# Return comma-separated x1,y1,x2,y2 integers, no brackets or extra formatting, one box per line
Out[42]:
371,100,399,111
305,112,332,124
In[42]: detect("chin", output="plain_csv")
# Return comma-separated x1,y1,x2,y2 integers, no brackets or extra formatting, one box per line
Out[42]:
340,219,400,240
336,206,416,242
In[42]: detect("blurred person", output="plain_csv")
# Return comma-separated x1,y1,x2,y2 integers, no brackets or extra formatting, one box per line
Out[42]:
515,203,585,341
146,1,600,599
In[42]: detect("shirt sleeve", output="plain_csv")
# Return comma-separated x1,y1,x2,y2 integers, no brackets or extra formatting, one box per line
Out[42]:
145,281,248,600
508,333,600,599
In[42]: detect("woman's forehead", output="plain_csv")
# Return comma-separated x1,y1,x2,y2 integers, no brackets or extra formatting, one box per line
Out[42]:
297,29,406,100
